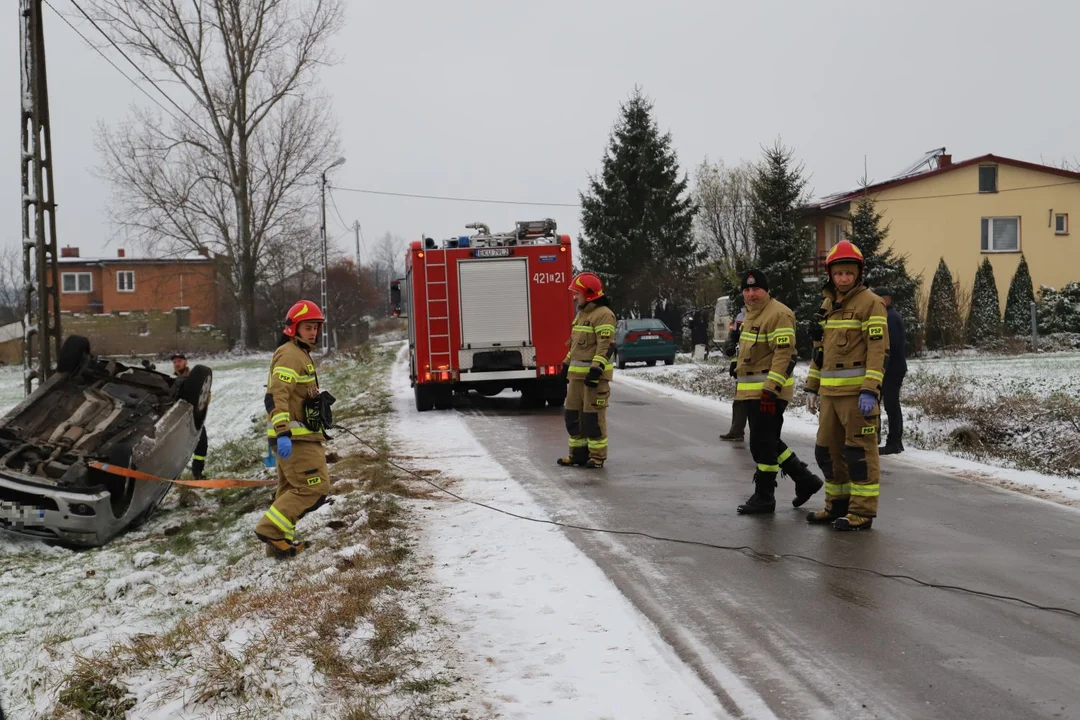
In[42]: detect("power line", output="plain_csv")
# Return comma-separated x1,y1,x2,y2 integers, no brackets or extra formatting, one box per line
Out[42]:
326,187,352,232
328,185,581,208
42,0,184,126
338,424,1080,620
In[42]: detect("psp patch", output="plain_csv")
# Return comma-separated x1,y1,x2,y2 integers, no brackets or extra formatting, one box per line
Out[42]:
306,476,323,486
776,335,791,346
868,326,884,338
860,425,877,436
595,397,607,407
277,372,295,383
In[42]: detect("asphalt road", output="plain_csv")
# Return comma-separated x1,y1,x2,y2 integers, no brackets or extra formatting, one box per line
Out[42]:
453,379,1080,720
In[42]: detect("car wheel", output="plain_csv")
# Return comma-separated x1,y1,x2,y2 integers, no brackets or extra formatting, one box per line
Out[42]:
646,360,657,367
617,352,626,370
57,335,91,374
178,365,213,428
665,357,675,366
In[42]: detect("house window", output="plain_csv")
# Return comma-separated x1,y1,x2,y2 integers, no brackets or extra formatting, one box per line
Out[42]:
980,217,1020,252
117,270,135,292
979,165,998,193
830,223,845,248
1055,213,1069,235
61,272,92,293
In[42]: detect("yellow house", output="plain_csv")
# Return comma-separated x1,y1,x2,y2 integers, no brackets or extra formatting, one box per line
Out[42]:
803,152,1080,307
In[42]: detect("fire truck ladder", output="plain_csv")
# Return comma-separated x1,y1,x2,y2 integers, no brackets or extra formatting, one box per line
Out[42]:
424,248,452,375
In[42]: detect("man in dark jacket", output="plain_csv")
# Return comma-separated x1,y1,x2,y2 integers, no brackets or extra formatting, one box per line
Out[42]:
873,288,906,455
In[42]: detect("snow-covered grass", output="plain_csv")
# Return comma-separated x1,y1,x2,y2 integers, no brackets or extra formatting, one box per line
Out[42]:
389,346,732,719
0,347,477,719
618,351,1080,506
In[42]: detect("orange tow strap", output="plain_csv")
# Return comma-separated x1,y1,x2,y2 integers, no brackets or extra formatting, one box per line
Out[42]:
88,461,276,489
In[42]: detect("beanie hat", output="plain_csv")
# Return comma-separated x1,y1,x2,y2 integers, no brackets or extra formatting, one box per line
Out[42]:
741,268,769,292
872,286,892,298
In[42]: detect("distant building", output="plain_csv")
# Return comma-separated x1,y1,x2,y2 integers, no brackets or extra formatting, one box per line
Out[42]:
803,150,1080,303
51,246,222,327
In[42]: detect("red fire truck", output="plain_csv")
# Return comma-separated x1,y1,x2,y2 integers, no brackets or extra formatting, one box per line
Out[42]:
392,219,576,411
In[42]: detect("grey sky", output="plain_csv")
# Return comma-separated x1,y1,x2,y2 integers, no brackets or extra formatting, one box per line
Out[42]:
3,0,1076,262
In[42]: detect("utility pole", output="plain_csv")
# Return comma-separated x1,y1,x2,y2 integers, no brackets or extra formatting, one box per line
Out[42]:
20,0,62,395
319,157,345,354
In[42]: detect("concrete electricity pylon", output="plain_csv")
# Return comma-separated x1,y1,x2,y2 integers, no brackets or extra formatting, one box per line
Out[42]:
19,0,63,395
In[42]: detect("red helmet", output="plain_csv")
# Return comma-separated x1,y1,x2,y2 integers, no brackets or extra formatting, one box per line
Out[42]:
825,240,865,270
283,300,325,337
568,272,604,301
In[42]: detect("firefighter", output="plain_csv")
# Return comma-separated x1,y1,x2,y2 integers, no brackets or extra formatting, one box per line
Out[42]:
804,240,889,531
557,272,616,469
254,300,334,557
172,353,208,480
719,306,748,441
733,269,823,514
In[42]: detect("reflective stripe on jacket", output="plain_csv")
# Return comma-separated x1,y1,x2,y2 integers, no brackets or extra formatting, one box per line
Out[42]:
805,284,889,398
734,296,797,402
265,338,325,441
564,298,616,381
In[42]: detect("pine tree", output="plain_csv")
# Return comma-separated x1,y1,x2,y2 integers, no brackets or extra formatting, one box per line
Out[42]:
749,140,814,350
1036,282,1080,334
925,258,962,350
579,87,699,314
966,258,1001,344
1003,254,1036,335
846,196,922,344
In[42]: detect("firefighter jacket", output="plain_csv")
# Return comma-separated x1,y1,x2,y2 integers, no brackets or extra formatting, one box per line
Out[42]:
804,284,889,398
265,337,325,442
564,296,616,381
734,296,797,402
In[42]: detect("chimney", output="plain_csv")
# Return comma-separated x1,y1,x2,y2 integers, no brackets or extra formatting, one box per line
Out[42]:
938,154,952,169
61,246,79,258
196,245,210,258
117,248,126,258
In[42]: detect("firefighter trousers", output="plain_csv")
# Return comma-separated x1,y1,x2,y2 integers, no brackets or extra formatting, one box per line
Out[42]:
564,378,610,463
191,427,208,478
254,440,331,542
747,399,806,490
814,394,881,517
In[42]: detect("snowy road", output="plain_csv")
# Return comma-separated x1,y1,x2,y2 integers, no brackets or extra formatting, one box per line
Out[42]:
449,378,1080,720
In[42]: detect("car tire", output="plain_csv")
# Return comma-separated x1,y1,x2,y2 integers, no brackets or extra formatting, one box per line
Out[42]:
646,360,657,367
617,352,626,370
414,385,435,412
57,335,91,374
665,357,675,366
178,365,213,428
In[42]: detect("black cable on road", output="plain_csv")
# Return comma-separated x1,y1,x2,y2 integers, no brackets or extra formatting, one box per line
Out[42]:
337,426,1080,620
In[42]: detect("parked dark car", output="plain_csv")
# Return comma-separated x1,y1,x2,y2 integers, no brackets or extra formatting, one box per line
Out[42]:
0,335,211,547
614,318,678,369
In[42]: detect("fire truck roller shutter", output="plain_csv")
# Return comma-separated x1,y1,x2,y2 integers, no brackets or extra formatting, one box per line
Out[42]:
459,258,532,349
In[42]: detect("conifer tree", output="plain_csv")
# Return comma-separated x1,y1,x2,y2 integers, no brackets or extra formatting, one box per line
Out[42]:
925,258,962,350
1003,254,1036,335
966,258,1001,344
847,196,921,334
579,87,699,314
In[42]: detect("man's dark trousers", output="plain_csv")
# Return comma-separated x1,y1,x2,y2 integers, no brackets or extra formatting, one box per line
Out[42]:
882,373,905,448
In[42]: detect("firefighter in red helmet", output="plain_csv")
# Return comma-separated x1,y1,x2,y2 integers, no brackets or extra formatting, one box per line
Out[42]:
803,240,890,531
557,272,617,468
254,300,336,557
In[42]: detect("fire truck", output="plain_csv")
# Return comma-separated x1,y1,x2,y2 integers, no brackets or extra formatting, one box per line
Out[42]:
392,219,576,412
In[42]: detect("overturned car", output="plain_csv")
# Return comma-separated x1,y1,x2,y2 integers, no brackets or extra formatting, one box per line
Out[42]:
0,336,211,547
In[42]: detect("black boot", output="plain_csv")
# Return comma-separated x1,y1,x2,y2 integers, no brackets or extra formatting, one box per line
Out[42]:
557,447,589,467
737,473,777,515
191,459,205,480
879,441,904,456
782,457,824,507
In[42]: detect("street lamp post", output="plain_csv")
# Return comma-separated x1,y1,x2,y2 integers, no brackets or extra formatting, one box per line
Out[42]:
319,156,346,354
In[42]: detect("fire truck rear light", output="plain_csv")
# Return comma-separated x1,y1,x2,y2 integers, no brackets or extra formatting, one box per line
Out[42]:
560,246,567,252
418,251,424,258
424,372,431,381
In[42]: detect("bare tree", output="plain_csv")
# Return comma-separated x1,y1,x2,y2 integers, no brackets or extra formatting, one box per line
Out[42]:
91,0,344,348
693,158,756,282
0,245,26,325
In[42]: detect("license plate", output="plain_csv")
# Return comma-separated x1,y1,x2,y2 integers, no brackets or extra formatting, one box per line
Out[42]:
472,247,512,258
641,334,659,340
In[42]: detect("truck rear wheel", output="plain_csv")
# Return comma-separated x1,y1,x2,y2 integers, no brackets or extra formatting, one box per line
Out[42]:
433,388,454,410
414,385,435,412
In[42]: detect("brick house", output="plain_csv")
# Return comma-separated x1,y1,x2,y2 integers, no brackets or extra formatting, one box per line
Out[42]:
52,246,221,327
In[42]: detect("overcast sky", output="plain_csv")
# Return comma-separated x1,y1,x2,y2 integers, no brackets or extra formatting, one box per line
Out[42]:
3,0,1077,262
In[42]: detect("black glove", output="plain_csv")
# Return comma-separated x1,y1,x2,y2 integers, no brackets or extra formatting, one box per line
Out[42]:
728,360,737,379
759,389,778,415
560,363,570,384
584,366,602,388
810,307,827,342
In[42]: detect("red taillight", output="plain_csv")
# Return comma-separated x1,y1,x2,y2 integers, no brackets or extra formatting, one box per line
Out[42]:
658,331,674,341
424,371,432,382
626,332,641,342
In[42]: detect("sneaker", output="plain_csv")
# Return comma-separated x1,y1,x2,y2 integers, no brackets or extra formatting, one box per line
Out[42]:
834,514,874,531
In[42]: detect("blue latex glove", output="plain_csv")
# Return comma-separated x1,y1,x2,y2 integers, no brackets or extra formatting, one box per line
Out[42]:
276,434,293,459
858,391,877,416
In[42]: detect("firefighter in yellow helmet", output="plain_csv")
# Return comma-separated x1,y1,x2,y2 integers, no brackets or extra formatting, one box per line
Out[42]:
804,241,889,531
254,300,336,557
557,272,616,469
